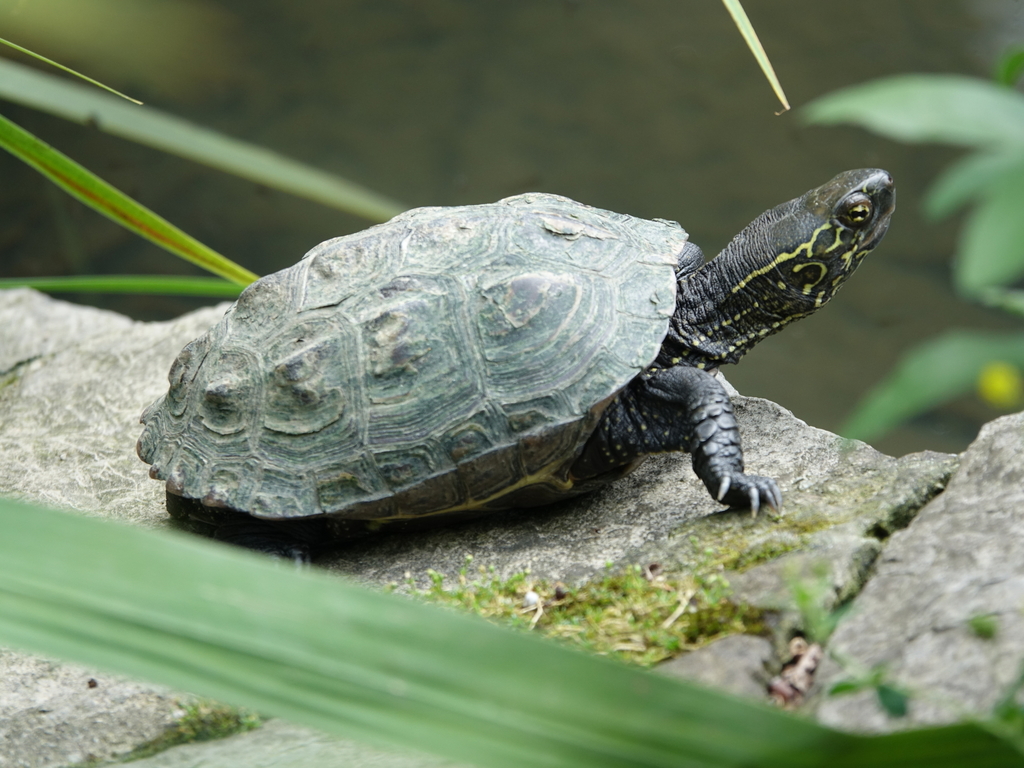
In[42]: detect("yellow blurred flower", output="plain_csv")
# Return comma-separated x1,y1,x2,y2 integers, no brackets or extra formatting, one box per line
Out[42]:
977,361,1024,409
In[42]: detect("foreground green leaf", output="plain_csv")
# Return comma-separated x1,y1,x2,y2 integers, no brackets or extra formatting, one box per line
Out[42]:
0,57,405,222
0,498,1018,767
0,275,243,297
803,75,1024,149
0,111,257,286
841,331,1024,442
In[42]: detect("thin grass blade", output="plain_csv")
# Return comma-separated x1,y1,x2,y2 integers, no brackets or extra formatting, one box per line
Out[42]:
0,275,243,297
0,57,404,222
720,0,790,112
0,36,141,103
0,111,257,286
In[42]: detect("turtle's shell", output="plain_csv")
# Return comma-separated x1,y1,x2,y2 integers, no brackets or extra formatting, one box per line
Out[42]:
138,193,690,521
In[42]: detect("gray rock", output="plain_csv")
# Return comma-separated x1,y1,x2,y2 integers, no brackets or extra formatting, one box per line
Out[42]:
0,288,133,374
657,634,775,700
0,289,954,594
0,288,230,526
816,411,1024,732
638,435,957,619
720,448,955,623
120,719,467,768
0,649,180,768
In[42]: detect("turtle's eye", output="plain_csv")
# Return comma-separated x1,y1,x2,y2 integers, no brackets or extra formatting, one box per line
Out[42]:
838,194,873,228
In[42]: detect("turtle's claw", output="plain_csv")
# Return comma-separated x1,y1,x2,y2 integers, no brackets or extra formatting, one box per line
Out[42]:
709,472,781,516
748,486,760,517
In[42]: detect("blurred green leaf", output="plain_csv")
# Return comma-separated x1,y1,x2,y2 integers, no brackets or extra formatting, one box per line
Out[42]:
877,685,910,718
954,171,1024,295
830,680,869,696
0,275,243,297
0,497,1020,767
804,75,1024,149
720,0,789,112
0,57,405,222
786,564,849,645
841,331,1024,442
995,47,1024,87
0,111,257,286
978,287,1024,320
924,150,1024,219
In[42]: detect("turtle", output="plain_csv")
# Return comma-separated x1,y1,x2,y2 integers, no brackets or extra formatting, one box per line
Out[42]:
138,168,895,560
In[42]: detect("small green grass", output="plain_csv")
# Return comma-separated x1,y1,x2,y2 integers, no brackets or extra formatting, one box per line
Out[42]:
680,510,840,574
969,613,999,640
0,371,17,396
727,539,802,572
403,557,767,667
117,700,262,763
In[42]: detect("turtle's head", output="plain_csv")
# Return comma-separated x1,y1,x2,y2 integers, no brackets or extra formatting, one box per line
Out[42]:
667,170,894,368
722,168,895,310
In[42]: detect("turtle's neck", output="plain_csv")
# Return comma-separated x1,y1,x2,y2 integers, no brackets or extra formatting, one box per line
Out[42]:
655,208,817,369
661,264,809,367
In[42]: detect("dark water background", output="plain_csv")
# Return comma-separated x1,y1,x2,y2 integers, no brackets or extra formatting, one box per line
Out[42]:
1,0,1022,457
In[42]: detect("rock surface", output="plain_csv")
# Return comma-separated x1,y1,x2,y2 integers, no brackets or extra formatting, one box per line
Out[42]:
815,411,1024,731
657,634,775,700
118,719,467,768
0,289,230,525
0,650,180,767
0,287,1009,766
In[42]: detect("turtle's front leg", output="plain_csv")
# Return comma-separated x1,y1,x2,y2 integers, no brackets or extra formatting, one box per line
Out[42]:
572,366,781,514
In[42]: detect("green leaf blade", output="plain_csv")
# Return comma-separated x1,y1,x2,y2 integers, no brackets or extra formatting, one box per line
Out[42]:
0,112,258,286
977,288,1024,320
829,680,869,696
0,275,243,297
877,685,910,718
0,499,824,768
0,36,141,104
0,57,405,222
804,75,1024,149
720,0,789,112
